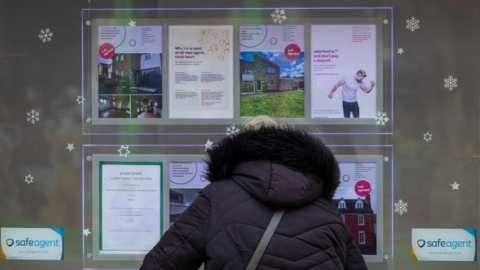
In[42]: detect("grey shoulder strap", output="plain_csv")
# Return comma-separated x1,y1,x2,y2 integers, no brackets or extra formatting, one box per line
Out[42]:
246,209,285,270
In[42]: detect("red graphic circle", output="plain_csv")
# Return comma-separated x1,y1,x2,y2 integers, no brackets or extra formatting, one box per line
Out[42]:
99,43,115,59
284,44,301,60
354,180,371,197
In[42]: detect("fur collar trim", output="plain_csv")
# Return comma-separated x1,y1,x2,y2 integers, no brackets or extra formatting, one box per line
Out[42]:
204,126,340,200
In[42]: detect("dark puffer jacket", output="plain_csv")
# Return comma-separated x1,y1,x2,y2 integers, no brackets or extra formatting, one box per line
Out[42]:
141,127,368,270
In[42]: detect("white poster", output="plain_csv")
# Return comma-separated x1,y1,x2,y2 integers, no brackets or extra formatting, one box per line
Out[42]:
412,229,477,261
1,228,64,260
100,162,162,253
168,25,234,118
311,24,377,119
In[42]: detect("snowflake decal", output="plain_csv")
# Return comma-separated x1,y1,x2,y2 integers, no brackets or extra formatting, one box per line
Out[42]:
374,111,390,126
226,124,240,137
394,199,408,215
39,28,54,42
397,48,404,55
406,17,420,32
27,110,40,124
444,75,458,91
76,96,85,104
271,9,287,24
423,132,432,142
313,78,326,92
118,145,131,157
25,175,34,184
205,139,213,151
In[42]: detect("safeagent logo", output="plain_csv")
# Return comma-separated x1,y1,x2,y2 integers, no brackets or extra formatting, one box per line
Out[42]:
417,239,426,248
6,238,14,247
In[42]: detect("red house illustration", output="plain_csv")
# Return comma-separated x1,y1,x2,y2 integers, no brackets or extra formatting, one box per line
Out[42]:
333,195,376,255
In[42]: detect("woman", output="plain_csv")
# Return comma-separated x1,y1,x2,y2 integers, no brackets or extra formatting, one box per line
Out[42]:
141,116,367,270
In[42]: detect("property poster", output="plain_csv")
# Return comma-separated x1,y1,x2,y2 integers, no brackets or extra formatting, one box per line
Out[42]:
169,162,209,225
168,25,233,119
98,25,163,120
311,24,377,119
334,162,377,255
239,25,305,118
99,162,162,253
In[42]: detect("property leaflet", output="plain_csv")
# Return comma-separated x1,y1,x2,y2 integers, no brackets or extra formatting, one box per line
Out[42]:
100,162,162,253
168,25,234,118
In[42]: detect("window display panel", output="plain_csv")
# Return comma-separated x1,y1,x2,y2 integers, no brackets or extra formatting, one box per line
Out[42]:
83,10,391,135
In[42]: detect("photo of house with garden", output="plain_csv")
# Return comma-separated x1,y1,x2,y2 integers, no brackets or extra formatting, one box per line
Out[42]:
98,53,162,95
239,51,305,118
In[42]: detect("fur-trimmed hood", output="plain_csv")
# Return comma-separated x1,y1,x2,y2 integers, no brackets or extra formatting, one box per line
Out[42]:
205,127,340,207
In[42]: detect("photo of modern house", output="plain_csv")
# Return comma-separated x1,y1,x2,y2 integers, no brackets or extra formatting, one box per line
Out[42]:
239,52,305,95
98,53,162,95
131,95,162,118
333,195,377,255
98,95,131,118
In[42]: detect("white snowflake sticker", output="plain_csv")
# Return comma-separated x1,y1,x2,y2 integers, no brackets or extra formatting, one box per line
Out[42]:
226,124,240,137
271,9,287,24
39,28,54,42
406,17,420,32
423,132,433,142
444,75,458,91
83,228,91,237
205,139,213,151
118,145,131,157
76,96,85,104
25,175,34,184
374,111,390,126
27,110,40,124
397,48,404,55
128,20,136,27
394,199,408,215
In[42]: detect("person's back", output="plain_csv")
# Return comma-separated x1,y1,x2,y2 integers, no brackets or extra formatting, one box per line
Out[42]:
141,118,367,270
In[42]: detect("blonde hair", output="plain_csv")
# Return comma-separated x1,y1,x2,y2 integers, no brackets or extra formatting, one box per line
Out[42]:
242,115,287,131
